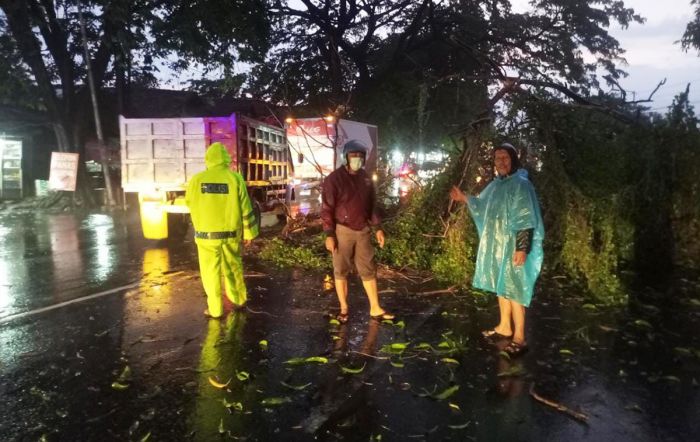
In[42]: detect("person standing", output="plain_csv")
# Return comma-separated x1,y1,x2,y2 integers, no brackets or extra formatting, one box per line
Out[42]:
186,142,259,319
450,143,544,356
322,140,394,323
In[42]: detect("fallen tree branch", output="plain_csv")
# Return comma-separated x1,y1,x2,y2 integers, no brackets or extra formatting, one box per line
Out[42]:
529,383,589,423
349,350,389,360
417,286,457,295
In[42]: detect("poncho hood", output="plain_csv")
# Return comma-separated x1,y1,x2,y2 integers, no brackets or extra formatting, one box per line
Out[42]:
205,142,231,169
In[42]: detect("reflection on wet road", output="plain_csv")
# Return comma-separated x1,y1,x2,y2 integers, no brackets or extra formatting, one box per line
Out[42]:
0,210,198,319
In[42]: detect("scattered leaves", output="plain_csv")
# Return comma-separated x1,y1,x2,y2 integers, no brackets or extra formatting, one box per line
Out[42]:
222,399,243,411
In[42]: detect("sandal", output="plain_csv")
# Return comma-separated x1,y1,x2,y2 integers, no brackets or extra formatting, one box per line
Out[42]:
503,341,529,357
481,329,512,339
370,311,395,321
335,312,349,324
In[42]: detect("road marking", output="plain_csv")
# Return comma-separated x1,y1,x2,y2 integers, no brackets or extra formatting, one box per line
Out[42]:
0,281,141,325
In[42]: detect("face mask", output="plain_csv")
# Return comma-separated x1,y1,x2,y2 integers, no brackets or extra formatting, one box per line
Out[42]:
349,157,364,171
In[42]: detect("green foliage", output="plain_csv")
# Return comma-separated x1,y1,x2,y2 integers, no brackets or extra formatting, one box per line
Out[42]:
431,209,477,287
377,147,479,288
258,237,329,271
557,199,627,304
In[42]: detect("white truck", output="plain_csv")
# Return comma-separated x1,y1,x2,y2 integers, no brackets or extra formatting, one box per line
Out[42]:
119,114,289,239
285,117,378,204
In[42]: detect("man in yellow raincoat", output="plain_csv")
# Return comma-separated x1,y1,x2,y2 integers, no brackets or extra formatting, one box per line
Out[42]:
186,142,259,318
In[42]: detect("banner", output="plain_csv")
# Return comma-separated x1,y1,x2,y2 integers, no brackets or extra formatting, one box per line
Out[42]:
48,152,79,192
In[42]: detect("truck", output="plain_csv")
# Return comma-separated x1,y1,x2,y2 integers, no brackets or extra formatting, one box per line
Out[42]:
119,114,289,240
285,117,378,208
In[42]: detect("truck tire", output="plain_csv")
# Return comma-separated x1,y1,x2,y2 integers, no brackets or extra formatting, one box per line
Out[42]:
167,213,190,240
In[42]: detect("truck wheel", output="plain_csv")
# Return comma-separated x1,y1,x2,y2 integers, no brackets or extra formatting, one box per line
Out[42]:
253,199,262,232
167,213,189,239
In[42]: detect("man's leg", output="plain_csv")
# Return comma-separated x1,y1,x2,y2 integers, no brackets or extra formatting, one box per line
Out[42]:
196,240,224,318
355,228,391,318
333,226,354,316
221,239,247,307
510,300,527,345
334,278,349,314
361,278,387,317
494,295,513,336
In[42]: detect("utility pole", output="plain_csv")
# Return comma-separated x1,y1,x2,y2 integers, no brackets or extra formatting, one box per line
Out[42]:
78,5,116,206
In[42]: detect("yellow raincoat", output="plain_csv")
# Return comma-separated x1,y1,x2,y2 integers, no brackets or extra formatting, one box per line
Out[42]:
186,142,259,317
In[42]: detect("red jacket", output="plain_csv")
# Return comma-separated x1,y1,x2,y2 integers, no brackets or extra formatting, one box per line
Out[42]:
321,166,381,236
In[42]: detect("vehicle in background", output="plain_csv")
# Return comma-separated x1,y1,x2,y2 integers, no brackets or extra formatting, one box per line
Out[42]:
285,117,378,209
119,114,289,240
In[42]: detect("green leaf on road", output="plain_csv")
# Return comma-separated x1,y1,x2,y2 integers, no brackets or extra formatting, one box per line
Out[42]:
261,397,291,406
111,381,129,391
634,319,653,329
259,340,268,350
281,381,312,390
340,363,366,374
222,399,243,411
434,385,459,400
236,371,250,381
117,365,132,383
559,349,574,356
284,356,329,365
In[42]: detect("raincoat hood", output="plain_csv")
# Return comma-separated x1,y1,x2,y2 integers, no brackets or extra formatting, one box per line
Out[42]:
205,142,231,169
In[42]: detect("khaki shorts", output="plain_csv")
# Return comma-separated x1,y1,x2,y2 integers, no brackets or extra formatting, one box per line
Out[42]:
332,224,376,281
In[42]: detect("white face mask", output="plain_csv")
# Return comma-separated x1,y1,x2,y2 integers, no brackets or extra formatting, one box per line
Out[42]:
348,157,364,171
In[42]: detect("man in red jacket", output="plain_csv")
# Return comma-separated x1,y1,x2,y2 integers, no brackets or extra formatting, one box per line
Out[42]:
321,140,395,324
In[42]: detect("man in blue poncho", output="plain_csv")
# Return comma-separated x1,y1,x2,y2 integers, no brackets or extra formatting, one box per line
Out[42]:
450,143,544,356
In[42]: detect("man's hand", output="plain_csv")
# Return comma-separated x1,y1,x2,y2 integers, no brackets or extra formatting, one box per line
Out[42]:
243,239,252,248
376,229,385,248
325,236,337,253
513,250,527,266
449,185,467,203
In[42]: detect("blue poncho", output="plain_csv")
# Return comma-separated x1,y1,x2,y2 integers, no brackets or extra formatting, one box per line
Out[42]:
467,169,544,307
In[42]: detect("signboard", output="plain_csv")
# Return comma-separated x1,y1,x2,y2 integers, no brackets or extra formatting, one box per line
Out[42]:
48,152,79,192
0,138,23,199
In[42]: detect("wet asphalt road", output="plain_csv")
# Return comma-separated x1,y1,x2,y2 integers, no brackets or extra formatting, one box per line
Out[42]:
0,208,699,441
